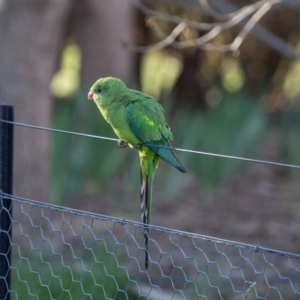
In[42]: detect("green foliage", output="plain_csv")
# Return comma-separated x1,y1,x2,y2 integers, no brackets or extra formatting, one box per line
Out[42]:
277,107,300,173
168,88,267,194
140,50,182,98
220,57,245,93
11,245,137,300
283,40,300,99
51,42,81,98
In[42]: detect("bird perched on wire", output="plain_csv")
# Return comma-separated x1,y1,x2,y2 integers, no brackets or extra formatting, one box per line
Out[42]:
88,77,185,269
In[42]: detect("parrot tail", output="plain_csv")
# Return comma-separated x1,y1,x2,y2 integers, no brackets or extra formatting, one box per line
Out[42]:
140,170,153,270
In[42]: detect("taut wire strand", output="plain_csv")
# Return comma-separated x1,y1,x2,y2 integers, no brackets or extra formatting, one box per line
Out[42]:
1,118,300,170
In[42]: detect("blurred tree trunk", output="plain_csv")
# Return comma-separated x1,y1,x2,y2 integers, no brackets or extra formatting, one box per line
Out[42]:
0,0,135,203
0,0,72,202
72,0,135,87
173,49,207,111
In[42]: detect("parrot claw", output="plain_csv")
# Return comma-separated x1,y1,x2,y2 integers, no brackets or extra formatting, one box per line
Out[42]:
134,143,142,149
117,140,128,148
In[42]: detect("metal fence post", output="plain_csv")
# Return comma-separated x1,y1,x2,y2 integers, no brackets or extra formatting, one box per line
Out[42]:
0,105,14,300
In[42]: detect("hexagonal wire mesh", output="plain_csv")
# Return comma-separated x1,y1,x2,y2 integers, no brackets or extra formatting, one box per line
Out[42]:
0,193,299,300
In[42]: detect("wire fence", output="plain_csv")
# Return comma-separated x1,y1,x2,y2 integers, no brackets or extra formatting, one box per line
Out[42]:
1,193,300,300
1,116,300,300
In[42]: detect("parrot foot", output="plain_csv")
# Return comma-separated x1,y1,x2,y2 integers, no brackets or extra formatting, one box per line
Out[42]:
133,143,142,149
117,140,128,148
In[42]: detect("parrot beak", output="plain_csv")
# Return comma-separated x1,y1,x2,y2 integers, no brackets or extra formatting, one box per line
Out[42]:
87,91,94,100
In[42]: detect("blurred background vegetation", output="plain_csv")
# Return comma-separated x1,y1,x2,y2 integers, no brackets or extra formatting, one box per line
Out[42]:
47,1,300,203
1,0,300,298
0,0,299,237
1,0,299,203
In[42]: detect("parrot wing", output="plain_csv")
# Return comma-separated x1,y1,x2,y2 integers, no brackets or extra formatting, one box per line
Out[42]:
125,95,185,173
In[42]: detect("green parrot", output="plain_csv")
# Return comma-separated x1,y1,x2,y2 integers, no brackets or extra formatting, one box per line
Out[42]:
88,77,185,269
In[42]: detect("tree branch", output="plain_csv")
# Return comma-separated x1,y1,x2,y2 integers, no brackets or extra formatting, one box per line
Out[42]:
121,21,187,53
126,0,300,59
231,1,278,52
213,0,300,59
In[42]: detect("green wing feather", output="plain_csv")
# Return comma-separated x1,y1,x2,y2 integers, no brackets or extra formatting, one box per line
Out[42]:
125,93,185,173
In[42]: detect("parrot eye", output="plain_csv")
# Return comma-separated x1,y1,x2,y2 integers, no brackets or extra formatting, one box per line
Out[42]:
97,88,102,93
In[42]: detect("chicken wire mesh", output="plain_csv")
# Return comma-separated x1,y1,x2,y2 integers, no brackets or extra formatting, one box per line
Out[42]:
1,194,300,300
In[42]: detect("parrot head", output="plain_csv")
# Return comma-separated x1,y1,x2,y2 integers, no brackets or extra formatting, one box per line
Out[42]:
88,77,126,106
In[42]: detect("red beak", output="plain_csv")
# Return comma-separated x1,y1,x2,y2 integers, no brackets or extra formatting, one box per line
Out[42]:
87,91,94,100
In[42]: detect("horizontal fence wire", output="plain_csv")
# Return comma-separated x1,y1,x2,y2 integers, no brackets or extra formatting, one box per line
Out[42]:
1,119,300,300
1,192,300,300
1,119,300,170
